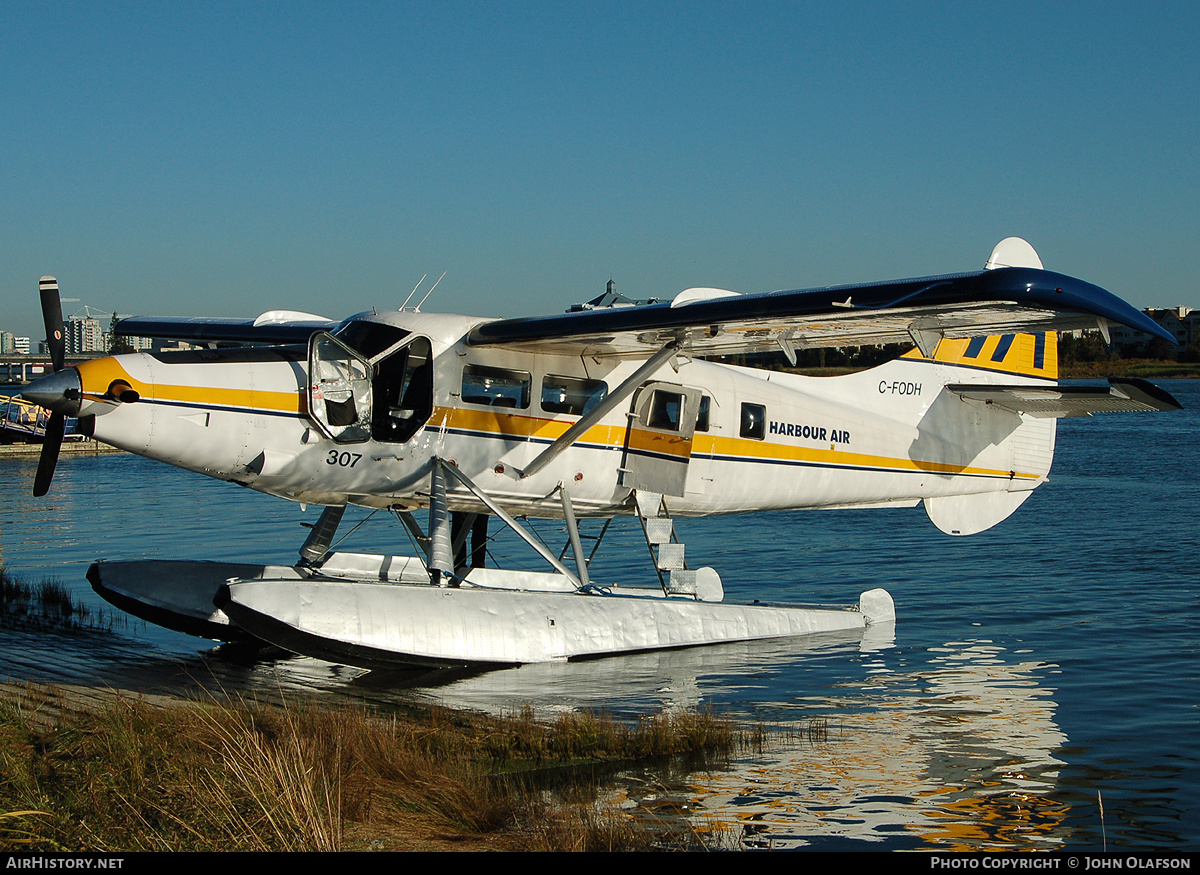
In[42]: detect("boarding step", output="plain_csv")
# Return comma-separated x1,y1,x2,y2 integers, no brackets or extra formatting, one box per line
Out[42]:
644,517,675,545
635,490,666,519
656,542,685,571
667,568,694,595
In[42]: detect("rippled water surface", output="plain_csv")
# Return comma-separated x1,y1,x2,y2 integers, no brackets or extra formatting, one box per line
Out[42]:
1,380,1196,850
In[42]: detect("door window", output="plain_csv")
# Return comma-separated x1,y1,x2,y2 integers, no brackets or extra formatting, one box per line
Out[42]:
309,334,372,442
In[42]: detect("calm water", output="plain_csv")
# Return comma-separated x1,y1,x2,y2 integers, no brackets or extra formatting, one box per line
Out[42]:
1,380,1196,850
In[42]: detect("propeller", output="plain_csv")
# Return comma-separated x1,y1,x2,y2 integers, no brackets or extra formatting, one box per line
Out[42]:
32,276,68,497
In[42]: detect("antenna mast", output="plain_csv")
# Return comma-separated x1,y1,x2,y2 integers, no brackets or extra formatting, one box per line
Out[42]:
400,274,427,311
414,271,446,312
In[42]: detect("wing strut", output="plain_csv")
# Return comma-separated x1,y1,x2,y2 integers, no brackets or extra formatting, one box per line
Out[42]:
514,341,679,480
437,459,582,587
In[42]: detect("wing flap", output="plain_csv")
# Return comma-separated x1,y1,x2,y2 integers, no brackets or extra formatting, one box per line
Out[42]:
946,378,1183,418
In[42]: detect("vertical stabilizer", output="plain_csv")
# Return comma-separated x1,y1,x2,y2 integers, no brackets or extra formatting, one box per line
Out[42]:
913,329,1059,535
906,331,1058,380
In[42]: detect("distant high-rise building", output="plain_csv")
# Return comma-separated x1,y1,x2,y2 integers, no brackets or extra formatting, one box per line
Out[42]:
14,336,31,354
66,315,104,354
0,331,14,353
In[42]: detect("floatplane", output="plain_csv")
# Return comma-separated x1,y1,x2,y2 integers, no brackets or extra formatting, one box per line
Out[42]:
22,238,1181,669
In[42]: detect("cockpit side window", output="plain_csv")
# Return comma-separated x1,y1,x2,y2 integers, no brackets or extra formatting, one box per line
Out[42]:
308,327,433,444
309,334,373,443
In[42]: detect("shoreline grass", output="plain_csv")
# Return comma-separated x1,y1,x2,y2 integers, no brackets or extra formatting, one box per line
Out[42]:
0,682,754,852
0,566,126,635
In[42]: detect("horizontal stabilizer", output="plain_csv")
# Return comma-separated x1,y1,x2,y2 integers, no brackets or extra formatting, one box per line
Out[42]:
946,378,1182,418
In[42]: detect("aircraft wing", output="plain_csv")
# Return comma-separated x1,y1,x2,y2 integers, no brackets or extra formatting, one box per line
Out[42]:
115,313,338,344
946,378,1183,418
467,267,1173,358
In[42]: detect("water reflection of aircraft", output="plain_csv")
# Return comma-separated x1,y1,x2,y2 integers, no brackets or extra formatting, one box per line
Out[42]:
660,642,1071,851
22,238,1180,669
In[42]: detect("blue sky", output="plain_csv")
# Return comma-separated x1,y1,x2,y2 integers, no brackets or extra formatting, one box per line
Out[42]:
2,1,1197,340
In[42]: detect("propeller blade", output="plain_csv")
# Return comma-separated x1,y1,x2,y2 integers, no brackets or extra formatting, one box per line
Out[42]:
39,275,66,373
33,276,68,496
33,412,65,497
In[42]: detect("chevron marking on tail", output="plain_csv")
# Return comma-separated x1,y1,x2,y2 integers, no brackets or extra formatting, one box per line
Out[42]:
903,331,1058,380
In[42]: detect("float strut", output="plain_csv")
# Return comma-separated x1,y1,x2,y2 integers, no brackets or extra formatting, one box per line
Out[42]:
560,487,591,589
438,459,582,587
298,505,346,566
428,463,455,586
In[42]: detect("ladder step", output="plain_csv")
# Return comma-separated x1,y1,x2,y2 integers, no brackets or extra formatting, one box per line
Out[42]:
635,490,664,519
656,542,685,571
668,568,697,595
644,518,674,545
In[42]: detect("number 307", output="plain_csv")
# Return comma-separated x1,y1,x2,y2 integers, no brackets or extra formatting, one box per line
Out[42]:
326,451,362,467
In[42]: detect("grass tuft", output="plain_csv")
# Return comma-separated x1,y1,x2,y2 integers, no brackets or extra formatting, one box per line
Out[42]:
0,567,121,634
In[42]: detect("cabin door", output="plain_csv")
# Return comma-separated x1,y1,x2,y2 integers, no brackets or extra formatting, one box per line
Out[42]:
308,332,373,442
308,331,434,444
619,381,702,497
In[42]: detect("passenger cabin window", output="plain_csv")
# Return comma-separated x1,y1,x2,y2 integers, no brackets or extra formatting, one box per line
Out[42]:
647,390,684,431
695,395,711,432
542,375,607,416
462,365,531,409
740,402,766,440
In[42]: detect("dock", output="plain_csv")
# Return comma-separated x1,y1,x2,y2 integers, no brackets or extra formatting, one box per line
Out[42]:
1,391,124,457
0,440,123,458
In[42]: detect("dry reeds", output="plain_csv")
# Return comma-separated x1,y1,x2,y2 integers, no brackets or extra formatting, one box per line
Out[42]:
0,684,742,852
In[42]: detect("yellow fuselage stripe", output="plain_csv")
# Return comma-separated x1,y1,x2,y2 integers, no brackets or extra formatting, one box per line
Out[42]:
75,361,1036,482
76,358,306,414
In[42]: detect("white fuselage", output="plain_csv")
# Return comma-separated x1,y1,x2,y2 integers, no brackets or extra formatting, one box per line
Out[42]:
73,309,1055,524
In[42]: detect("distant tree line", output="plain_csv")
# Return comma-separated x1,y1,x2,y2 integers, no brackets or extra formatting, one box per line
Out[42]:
107,313,136,355
1060,331,1200,365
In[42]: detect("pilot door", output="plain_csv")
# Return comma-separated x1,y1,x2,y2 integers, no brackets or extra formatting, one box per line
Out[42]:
620,381,702,496
308,330,433,444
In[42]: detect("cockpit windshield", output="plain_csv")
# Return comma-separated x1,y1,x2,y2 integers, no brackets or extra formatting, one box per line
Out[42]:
333,320,410,359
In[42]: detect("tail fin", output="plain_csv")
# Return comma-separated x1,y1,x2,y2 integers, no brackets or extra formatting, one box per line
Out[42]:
911,331,1059,536
904,331,1058,380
